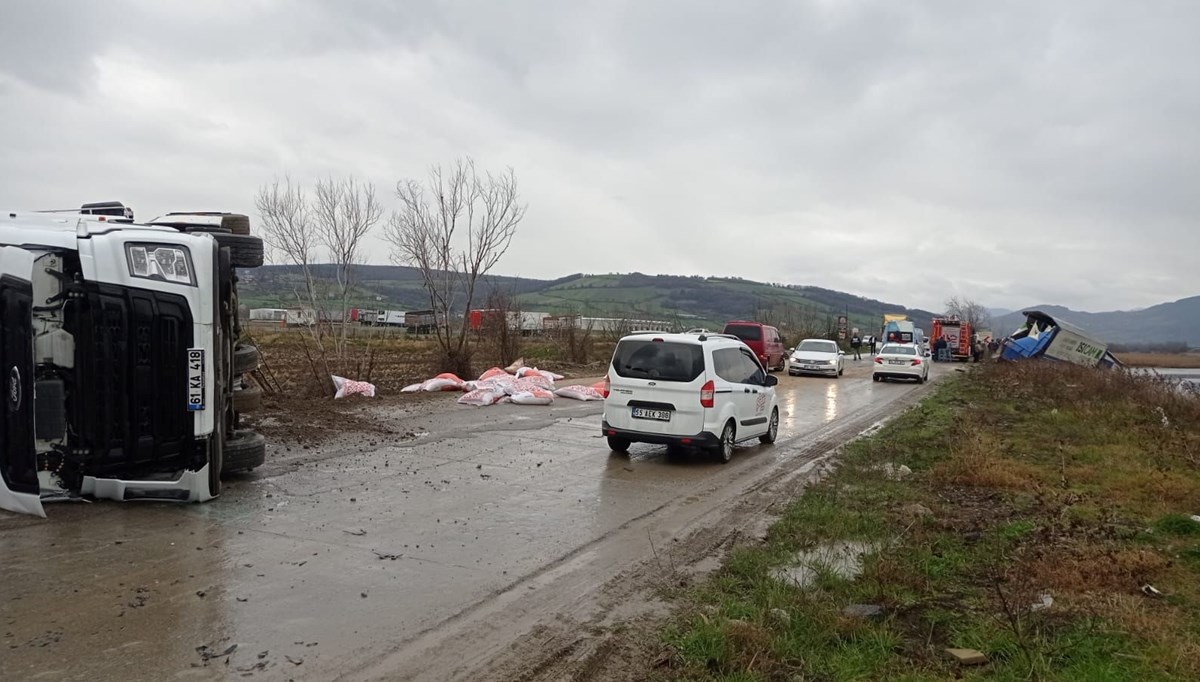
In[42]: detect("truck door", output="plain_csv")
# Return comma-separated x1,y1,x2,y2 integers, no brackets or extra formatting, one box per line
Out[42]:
0,247,43,517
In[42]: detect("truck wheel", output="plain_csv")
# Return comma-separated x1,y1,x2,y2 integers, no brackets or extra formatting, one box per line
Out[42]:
233,343,260,375
223,430,266,473
220,214,251,235
214,233,264,268
233,379,263,412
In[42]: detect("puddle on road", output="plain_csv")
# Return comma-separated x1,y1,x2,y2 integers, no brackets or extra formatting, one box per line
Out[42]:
771,540,878,588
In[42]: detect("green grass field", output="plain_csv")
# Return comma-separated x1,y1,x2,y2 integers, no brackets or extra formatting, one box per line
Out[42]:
656,362,1200,680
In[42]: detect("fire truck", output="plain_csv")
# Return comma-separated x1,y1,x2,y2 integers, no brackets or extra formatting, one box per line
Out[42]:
931,316,973,361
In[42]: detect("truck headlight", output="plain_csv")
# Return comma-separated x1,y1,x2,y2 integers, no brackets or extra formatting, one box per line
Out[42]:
125,243,196,286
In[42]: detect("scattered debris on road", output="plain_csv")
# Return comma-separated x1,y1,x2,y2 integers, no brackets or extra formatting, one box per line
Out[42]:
196,643,238,662
333,375,377,398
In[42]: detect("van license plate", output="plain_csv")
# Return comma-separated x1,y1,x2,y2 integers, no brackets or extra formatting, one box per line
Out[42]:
187,348,205,411
631,407,671,421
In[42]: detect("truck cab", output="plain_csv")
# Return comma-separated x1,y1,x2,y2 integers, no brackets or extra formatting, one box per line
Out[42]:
0,203,266,517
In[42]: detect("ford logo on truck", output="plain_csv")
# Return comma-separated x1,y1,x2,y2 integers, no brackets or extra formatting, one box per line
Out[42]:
8,366,20,411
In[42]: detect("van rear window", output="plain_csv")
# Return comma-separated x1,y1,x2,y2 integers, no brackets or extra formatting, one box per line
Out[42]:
611,340,704,382
723,324,761,341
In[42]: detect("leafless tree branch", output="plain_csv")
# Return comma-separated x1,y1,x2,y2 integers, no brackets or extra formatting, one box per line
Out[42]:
383,157,526,376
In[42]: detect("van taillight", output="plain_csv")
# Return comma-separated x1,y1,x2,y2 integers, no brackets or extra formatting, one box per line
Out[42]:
700,380,715,408
602,375,610,398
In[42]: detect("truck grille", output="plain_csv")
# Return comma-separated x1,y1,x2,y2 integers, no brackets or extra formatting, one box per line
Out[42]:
69,284,199,478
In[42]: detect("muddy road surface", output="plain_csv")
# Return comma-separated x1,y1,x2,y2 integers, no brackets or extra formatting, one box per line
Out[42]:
1,360,955,680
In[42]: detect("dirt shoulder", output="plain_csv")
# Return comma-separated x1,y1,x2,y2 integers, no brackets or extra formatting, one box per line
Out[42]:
632,362,1200,681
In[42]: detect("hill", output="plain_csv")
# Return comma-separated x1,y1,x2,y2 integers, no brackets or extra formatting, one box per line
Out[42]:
992,296,1200,346
239,265,938,338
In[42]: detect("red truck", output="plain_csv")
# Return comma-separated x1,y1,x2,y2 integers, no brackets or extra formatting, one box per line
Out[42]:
931,317,973,361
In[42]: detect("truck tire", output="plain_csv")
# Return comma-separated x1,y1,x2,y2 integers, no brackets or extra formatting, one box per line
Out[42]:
220,214,251,235
223,430,266,473
213,233,264,268
233,379,263,412
233,343,260,375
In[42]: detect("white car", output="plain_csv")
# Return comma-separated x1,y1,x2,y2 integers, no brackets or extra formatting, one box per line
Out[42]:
602,332,779,463
872,343,929,383
787,339,844,378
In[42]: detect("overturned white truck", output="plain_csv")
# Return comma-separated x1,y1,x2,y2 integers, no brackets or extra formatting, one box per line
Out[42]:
0,202,265,517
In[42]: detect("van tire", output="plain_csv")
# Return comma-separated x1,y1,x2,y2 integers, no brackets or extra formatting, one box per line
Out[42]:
759,408,778,444
716,422,735,463
233,343,259,374
607,436,630,454
223,430,266,472
214,233,264,268
233,379,263,412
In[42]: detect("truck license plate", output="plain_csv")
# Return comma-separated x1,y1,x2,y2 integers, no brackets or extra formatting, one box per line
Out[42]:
631,407,671,421
187,348,205,411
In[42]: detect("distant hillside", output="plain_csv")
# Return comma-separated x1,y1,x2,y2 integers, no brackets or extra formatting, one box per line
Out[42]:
992,296,1200,346
239,264,939,337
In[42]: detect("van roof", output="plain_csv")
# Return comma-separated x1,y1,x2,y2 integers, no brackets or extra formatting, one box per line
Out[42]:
618,331,744,345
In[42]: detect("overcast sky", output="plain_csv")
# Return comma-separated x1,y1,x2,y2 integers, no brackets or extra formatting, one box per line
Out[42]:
1,1,1196,313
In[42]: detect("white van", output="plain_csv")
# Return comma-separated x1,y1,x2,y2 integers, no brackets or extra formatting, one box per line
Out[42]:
601,332,779,463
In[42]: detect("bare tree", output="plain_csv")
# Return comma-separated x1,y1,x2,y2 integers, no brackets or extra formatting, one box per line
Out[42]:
313,176,384,357
255,176,335,393
383,158,526,377
945,296,992,331
255,176,320,309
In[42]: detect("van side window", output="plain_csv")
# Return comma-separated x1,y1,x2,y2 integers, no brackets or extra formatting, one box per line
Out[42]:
713,348,747,383
739,350,766,384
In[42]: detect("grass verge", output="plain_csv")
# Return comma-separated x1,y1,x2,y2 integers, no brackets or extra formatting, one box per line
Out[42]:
656,362,1200,681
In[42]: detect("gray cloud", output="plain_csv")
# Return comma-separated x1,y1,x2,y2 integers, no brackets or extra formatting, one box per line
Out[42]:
0,0,1196,313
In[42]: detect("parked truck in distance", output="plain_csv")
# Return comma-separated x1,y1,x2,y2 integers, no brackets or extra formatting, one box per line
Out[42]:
375,310,407,327
881,314,918,345
469,310,551,335
931,316,973,361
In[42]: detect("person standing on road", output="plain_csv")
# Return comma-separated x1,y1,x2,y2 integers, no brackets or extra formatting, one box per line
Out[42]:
850,333,862,360
933,336,947,361
867,335,876,355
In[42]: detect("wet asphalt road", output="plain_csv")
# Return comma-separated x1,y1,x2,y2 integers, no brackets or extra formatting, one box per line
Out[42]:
0,359,951,680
